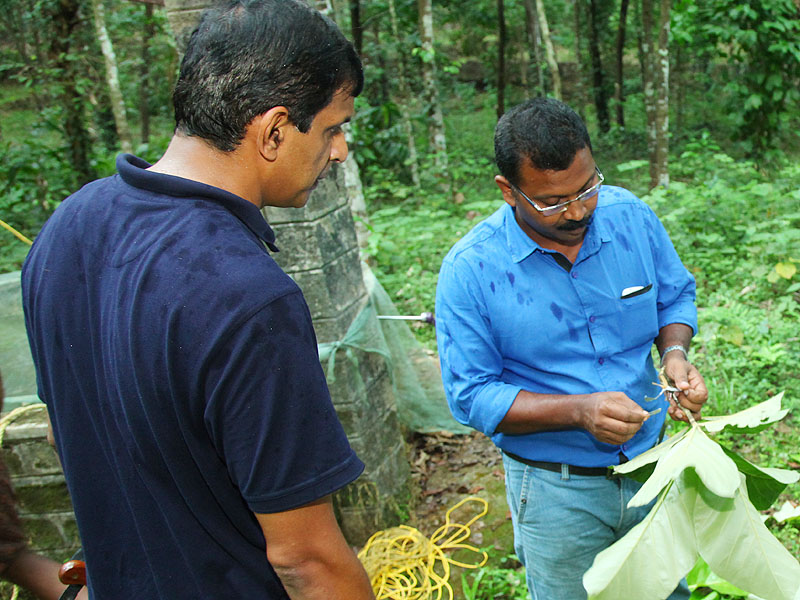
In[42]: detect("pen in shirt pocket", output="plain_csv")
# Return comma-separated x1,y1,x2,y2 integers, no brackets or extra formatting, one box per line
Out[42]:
620,283,653,299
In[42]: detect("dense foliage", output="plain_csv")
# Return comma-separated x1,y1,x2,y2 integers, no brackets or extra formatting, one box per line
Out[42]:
0,1,798,595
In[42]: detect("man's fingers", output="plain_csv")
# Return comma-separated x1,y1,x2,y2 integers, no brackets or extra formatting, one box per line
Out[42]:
586,392,649,444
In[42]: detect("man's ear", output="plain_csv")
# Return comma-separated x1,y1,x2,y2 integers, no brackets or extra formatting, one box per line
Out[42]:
495,175,518,208
254,106,291,162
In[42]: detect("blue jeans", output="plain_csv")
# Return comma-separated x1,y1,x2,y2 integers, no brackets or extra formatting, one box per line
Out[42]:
503,454,690,600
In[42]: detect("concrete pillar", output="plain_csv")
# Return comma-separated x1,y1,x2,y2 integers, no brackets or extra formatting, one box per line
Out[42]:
264,170,410,542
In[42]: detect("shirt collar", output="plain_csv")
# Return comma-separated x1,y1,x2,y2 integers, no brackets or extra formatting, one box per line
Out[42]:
116,153,279,252
503,194,613,264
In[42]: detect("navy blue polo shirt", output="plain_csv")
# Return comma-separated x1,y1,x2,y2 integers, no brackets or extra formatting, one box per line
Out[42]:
22,154,364,599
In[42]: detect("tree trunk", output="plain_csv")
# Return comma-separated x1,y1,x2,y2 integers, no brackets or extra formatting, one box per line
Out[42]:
654,0,670,188
388,0,420,187
615,0,629,127
640,0,658,186
572,0,587,119
372,20,390,105
48,0,95,186
140,3,154,145
497,0,506,118
417,0,449,179
317,1,370,242
349,0,363,56
674,43,684,135
587,0,609,133
535,0,562,99
91,0,134,153
523,0,545,95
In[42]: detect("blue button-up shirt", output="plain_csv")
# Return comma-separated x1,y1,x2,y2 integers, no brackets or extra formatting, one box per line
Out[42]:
435,186,697,467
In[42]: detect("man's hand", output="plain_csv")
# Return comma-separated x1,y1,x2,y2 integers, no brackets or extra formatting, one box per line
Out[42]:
580,392,649,445
662,354,708,422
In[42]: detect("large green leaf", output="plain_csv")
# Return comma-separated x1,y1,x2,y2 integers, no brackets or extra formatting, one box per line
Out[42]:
700,392,787,433
692,472,800,600
718,444,800,510
585,471,800,600
621,426,739,508
613,429,690,484
584,479,699,600
772,501,800,523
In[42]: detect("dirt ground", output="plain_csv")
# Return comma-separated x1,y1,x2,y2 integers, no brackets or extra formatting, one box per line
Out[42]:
404,429,521,587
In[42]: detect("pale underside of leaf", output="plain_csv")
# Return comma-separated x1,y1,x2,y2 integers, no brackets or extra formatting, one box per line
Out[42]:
625,425,739,507
694,474,800,600
772,501,800,523
583,480,698,600
701,392,787,433
585,472,800,600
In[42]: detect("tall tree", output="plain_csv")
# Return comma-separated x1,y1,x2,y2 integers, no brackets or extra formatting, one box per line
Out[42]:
47,0,96,186
349,0,363,56
535,0,562,99
139,3,155,145
522,0,546,95
653,0,670,187
614,0,630,127
587,0,610,132
417,0,449,177
388,0,420,187
640,0,670,188
497,0,506,118
91,0,133,153
572,0,587,119
639,0,655,182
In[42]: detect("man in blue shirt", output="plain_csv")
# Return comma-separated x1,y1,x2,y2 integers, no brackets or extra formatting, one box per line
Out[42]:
435,98,708,599
22,1,375,598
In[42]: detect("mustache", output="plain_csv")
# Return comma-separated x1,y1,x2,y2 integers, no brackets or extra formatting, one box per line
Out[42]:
558,215,593,231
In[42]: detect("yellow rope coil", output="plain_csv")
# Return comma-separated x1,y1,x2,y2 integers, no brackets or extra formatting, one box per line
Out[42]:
358,496,489,600
0,404,47,448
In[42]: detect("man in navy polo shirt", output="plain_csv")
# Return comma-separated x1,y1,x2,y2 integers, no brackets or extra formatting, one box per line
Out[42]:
22,1,375,598
435,98,708,599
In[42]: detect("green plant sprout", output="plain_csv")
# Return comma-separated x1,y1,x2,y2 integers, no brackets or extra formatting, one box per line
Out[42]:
583,392,800,600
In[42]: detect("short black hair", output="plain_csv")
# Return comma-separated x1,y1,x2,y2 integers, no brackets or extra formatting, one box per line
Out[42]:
494,97,592,185
173,0,363,152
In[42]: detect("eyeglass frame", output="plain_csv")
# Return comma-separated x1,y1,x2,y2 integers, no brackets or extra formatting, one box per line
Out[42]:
510,167,604,217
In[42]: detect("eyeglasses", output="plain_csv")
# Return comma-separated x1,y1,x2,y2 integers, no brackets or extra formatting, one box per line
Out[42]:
512,167,604,217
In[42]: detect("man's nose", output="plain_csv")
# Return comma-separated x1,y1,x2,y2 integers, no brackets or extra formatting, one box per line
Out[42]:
330,132,349,163
563,197,587,220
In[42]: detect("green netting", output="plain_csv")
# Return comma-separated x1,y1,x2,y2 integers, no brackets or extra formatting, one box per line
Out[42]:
1,267,466,433
319,264,469,435
0,271,38,406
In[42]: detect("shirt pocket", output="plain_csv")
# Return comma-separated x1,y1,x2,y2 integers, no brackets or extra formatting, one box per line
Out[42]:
610,285,659,351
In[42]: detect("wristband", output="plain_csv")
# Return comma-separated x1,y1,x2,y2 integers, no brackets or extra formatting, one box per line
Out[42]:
661,344,689,363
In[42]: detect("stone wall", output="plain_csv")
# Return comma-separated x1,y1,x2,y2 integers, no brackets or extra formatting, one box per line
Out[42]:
0,407,78,562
